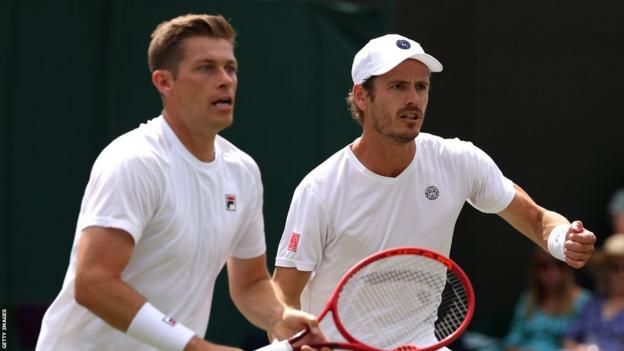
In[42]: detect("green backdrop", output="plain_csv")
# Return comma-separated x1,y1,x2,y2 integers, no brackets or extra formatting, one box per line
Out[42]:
1,0,393,349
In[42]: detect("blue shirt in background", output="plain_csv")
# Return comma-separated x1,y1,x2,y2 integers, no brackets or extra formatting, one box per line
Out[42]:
504,290,590,351
565,294,624,351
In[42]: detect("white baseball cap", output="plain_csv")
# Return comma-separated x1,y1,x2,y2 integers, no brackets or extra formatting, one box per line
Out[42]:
351,34,443,85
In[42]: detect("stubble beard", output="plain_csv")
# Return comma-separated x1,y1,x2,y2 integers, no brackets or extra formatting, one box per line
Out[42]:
370,107,422,145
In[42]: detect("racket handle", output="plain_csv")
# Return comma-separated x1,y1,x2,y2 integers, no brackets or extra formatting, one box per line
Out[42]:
254,339,293,351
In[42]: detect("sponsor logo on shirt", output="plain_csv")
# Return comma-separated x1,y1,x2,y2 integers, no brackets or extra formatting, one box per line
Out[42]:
162,316,177,327
425,185,439,200
288,233,301,252
226,194,236,211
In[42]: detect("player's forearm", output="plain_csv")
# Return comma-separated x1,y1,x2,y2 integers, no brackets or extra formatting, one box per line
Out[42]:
230,276,285,332
184,336,242,351
509,208,569,251
539,209,570,242
74,273,145,331
499,184,569,251
271,267,311,310
273,281,302,310
76,275,202,350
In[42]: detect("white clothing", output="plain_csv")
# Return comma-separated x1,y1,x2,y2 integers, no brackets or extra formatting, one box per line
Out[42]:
275,133,515,346
36,116,266,351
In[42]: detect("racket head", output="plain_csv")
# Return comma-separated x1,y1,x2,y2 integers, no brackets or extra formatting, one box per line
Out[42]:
317,247,475,351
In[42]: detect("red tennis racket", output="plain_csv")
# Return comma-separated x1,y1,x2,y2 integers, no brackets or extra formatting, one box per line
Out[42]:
260,247,475,351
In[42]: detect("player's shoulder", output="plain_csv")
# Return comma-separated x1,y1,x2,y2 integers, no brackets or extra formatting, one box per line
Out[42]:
82,119,168,199
417,132,478,155
96,116,168,170
290,146,350,201
301,146,350,184
418,133,493,167
216,135,261,180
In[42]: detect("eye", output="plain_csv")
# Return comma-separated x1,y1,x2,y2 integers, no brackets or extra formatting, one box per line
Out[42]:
199,64,214,72
225,64,238,74
391,83,405,91
416,82,429,91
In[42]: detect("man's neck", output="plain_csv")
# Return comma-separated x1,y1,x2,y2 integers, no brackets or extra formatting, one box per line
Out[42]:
163,111,216,162
351,134,416,177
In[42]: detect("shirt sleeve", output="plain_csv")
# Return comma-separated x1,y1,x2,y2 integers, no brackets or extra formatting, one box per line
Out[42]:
274,183,329,272
230,163,267,259
77,147,160,244
463,142,515,213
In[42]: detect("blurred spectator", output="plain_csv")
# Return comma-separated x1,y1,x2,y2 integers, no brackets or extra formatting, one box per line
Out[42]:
563,233,624,351
503,248,590,351
608,188,624,233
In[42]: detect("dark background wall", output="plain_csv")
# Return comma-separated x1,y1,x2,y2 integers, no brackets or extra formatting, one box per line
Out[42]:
2,0,623,350
394,0,624,334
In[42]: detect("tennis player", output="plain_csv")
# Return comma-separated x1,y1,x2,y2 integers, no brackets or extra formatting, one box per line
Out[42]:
35,14,323,351
272,34,596,347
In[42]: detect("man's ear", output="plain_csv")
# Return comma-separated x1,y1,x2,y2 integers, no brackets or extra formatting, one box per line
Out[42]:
353,84,369,112
151,69,174,96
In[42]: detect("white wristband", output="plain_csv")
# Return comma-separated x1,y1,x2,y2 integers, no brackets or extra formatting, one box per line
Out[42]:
547,224,569,261
254,339,293,351
127,302,195,351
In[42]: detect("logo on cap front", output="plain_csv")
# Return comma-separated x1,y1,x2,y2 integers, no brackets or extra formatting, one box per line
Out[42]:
396,39,411,49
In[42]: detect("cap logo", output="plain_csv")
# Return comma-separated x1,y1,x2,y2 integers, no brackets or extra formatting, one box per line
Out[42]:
396,39,411,50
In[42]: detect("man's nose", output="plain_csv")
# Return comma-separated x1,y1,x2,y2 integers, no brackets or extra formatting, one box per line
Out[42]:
405,87,424,106
217,67,236,88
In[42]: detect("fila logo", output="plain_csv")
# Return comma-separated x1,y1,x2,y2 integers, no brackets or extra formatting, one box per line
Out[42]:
288,233,301,252
226,194,236,211
425,185,440,200
162,316,177,327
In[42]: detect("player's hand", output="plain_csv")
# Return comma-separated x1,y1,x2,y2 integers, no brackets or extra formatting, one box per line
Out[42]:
184,336,242,351
564,220,597,268
269,307,328,350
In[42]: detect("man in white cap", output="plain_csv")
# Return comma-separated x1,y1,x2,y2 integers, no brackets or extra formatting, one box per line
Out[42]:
271,34,597,348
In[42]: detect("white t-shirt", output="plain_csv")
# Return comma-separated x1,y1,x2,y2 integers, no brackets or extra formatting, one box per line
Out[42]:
36,116,266,351
275,133,515,343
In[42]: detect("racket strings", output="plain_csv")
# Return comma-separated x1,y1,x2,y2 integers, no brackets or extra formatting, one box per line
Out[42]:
336,255,469,350
434,273,469,339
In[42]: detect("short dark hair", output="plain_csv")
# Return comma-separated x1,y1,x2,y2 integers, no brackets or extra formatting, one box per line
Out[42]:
148,14,236,76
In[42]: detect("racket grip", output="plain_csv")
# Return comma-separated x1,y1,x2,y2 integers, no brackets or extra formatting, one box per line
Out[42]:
254,339,293,351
